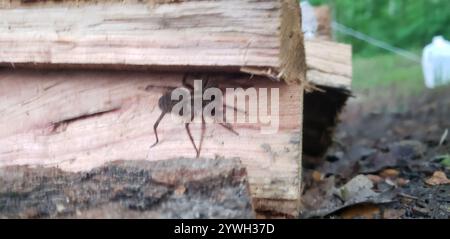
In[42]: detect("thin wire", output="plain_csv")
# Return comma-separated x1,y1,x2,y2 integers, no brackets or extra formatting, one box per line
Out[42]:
332,22,422,63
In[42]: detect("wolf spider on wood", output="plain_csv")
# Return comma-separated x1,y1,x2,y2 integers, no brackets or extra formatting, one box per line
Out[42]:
150,74,240,158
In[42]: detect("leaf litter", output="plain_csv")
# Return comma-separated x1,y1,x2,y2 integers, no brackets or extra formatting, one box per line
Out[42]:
301,86,450,219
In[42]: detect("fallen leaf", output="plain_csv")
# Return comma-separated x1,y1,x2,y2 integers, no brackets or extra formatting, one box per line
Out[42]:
389,140,426,161
380,169,400,178
320,145,375,179
339,204,381,219
337,175,378,202
301,176,337,210
337,175,397,211
360,152,397,174
367,174,384,184
301,175,397,219
385,178,397,187
383,208,405,219
396,178,410,187
412,206,429,217
312,171,323,182
425,171,450,186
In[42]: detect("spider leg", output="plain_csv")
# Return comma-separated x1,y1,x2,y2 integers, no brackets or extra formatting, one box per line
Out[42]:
223,103,247,115
185,122,199,158
150,111,166,148
182,74,194,90
203,74,210,88
219,122,239,136
219,104,239,136
197,114,206,158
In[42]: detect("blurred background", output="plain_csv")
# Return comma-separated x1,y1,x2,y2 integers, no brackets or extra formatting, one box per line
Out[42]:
302,0,450,110
299,0,450,218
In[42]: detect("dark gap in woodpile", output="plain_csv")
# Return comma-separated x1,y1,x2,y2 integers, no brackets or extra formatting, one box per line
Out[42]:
303,87,351,168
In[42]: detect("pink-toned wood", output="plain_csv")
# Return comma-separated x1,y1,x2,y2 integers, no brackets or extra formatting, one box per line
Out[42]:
0,69,303,216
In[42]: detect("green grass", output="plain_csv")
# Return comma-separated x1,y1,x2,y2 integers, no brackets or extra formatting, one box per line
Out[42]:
353,52,426,97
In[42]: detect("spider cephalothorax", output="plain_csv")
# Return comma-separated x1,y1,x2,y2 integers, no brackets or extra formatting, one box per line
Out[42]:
150,74,239,158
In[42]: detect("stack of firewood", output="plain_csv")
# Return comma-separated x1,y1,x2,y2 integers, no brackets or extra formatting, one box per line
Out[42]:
0,0,351,218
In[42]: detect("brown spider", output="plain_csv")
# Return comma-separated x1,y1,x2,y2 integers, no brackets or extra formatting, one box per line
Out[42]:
150,74,239,158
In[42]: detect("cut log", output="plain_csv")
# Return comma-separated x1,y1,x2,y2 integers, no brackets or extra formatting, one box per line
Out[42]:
0,158,255,219
302,39,352,167
305,40,352,90
0,69,303,218
0,0,306,84
0,0,307,218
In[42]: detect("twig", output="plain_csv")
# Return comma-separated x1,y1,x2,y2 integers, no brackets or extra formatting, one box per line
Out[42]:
398,193,419,200
439,129,448,147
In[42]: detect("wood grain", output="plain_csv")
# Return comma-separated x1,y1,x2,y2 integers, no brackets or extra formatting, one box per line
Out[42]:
0,0,306,84
305,40,352,90
0,69,303,216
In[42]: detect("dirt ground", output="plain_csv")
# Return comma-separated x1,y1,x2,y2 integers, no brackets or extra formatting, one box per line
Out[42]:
301,85,450,219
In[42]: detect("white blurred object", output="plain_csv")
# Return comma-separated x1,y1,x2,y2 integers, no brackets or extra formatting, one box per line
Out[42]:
422,36,450,88
300,1,317,40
